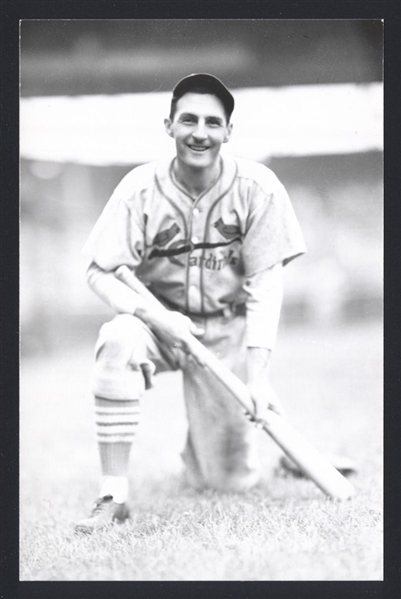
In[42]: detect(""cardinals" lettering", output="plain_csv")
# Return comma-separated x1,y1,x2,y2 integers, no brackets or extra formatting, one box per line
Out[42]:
189,249,238,271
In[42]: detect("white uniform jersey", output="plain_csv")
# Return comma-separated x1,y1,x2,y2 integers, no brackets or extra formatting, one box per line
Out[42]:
83,155,307,344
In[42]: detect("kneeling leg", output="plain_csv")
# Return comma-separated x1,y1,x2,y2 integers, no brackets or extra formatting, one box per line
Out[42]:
90,314,176,500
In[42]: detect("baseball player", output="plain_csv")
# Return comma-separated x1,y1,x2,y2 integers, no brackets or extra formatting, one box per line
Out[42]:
75,73,307,533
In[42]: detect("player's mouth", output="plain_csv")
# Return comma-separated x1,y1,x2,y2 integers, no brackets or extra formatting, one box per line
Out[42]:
188,145,209,153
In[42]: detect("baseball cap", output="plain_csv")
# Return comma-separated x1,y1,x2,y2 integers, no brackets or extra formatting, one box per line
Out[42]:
172,73,235,117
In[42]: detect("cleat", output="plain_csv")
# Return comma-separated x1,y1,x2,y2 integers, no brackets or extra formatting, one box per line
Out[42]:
278,454,358,479
74,495,130,534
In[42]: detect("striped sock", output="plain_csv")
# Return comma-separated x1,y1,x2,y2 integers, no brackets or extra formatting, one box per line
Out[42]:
95,397,140,477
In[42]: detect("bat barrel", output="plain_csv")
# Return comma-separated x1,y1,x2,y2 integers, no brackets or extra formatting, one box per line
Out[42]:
264,412,355,499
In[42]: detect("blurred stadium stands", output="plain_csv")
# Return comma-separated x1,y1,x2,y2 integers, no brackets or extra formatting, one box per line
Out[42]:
19,20,383,355
20,20,382,95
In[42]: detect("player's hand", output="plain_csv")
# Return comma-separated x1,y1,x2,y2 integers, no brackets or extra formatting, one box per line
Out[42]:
247,376,286,424
246,347,286,424
149,310,206,366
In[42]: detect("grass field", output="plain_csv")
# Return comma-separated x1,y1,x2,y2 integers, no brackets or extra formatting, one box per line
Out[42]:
19,320,383,581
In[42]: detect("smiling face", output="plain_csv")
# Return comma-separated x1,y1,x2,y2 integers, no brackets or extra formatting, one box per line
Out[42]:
164,93,233,172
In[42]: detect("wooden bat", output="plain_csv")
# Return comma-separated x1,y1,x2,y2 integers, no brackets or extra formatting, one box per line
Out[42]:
115,265,355,500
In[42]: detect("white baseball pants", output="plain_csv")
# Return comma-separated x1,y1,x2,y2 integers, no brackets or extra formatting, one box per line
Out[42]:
91,312,260,492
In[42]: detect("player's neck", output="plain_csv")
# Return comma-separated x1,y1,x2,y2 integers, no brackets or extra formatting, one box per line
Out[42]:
173,158,221,198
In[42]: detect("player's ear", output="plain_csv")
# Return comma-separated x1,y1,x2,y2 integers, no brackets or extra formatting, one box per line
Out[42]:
223,122,233,143
164,118,174,138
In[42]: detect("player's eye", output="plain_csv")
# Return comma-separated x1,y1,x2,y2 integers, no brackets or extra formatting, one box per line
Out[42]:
206,119,222,127
180,116,196,124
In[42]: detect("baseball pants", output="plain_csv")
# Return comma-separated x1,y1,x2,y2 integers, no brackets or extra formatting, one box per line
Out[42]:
91,311,261,492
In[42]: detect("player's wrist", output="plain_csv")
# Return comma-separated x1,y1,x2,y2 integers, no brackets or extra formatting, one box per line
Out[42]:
247,347,271,367
247,347,271,386
134,303,165,327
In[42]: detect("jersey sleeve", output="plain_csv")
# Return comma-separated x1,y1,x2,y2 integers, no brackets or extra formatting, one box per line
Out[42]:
241,172,307,276
244,263,283,350
240,166,306,349
82,187,145,272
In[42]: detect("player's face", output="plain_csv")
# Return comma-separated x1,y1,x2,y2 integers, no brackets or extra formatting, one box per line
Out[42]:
164,93,232,171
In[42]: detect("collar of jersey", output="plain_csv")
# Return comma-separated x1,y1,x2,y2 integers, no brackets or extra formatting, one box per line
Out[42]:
155,155,237,206
170,157,223,202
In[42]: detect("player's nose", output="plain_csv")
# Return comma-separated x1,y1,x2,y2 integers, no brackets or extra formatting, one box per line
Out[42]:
192,120,207,141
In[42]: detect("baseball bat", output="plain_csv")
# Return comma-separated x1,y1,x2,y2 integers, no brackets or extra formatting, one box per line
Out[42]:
115,265,355,500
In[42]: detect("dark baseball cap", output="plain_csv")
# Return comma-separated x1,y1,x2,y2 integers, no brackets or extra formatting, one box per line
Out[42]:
172,73,235,117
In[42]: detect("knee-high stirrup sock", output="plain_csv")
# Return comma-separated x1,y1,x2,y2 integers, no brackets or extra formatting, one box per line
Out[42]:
95,396,140,473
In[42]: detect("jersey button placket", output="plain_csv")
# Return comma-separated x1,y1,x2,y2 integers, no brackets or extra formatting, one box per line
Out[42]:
187,206,203,314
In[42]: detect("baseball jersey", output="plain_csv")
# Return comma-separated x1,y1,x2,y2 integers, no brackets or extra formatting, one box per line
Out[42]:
83,155,307,347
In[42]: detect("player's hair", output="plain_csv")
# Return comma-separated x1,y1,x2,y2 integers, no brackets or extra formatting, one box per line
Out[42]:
169,85,232,123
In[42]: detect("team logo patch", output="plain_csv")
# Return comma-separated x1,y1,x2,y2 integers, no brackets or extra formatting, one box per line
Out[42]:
212,218,241,240
152,223,180,247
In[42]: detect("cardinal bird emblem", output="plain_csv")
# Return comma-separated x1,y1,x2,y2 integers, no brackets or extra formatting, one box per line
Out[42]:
212,218,241,240
152,223,180,247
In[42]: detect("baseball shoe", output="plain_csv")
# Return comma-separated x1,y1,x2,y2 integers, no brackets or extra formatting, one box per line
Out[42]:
278,454,358,479
74,495,130,534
